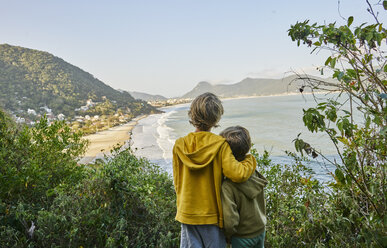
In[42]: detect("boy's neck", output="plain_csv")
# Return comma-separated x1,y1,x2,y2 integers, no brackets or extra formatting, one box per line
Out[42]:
195,128,212,132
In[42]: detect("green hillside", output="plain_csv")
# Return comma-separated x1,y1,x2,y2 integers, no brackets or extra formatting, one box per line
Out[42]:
0,44,157,121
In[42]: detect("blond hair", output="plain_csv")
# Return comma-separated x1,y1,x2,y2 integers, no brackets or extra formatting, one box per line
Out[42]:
220,126,251,161
188,92,224,131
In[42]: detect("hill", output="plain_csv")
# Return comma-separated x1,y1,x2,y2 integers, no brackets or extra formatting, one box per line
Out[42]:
129,91,167,101
0,44,157,121
181,75,333,99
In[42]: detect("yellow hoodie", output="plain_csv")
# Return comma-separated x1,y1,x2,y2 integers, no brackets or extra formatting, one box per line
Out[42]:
172,131,256,228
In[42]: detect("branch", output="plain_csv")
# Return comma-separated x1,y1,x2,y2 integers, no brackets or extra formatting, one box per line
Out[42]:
337,0,348,21
366,0,380,24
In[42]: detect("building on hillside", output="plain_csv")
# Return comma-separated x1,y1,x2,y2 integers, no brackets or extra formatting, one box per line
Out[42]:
27,109,37,115
57,114,65,121
15,116,26,124
40,106,52,113
46,113,56,121
81,106,89,111
86,99,95,107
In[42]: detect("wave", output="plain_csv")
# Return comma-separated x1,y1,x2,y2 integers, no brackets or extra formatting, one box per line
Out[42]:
156,110,177,161
130,108,180,175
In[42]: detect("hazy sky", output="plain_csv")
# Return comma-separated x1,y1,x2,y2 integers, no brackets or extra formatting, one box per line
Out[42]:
1,0,385,97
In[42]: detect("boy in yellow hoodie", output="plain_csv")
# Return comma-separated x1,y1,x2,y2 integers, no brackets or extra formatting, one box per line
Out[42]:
173,92,256,247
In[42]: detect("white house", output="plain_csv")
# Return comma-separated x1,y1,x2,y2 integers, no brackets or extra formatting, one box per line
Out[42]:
27,109,37,115
57,114,65,121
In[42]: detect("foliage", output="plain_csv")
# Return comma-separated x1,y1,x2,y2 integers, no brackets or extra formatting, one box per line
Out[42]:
33,149,179,247
0,110,179,247
287,1,386,246
0,112,87,206
0,110,88,246
252,149,328,247
253,147,385,247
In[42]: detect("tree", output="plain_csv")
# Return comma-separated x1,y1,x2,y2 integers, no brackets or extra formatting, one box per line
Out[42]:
288,1,386,246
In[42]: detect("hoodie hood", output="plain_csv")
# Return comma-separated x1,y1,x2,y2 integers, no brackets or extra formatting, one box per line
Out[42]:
234,170,268,199
174,132,226,170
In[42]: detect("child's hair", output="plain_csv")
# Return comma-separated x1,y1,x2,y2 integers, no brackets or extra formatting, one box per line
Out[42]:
220,126,251,161
188,92,224,131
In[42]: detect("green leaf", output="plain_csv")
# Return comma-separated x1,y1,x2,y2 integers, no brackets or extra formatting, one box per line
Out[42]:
346,69,357,78
335,169,345,184
342,110,351,115
345,174,352,185
347,16,354,27
330,58,336,68
383,0,387,10
325,57,332,66
384,64,387,72
326,108,337,122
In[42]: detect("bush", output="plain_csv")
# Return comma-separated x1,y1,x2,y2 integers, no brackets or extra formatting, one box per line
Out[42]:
253,148,386,247
1,111,88,246
286,1,386,247
0,111,179,247
33,149,179,247
252,149,329,247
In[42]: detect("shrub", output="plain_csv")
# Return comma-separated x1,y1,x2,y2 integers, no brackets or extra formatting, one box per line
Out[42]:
286,1,386,246
252,149,329,247
34,149,179,247
1,111,179,247
0,111,88,246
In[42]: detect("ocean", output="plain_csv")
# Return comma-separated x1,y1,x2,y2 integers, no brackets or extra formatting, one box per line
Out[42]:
131,94,342,182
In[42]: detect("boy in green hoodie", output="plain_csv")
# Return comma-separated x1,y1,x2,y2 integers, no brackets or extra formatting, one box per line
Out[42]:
220,126,268,248
173,93,257,248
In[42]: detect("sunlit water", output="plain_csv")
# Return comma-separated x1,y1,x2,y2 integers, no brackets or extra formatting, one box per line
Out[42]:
131,94,353,182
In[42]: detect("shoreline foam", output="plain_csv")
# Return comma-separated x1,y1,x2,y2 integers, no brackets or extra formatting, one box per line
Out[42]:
78,115,147,164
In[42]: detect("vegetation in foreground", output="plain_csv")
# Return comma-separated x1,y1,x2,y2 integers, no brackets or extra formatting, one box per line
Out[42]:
0,107,384,247
0,111,179,247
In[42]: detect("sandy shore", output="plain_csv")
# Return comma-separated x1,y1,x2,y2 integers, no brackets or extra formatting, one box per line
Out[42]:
78,115,147,164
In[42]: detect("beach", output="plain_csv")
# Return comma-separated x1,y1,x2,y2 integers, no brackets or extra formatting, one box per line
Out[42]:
79,115,147,164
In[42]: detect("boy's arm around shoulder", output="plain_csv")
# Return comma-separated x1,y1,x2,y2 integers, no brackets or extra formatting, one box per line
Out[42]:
172,143,180,193
221,181,239,238
220,143,256,183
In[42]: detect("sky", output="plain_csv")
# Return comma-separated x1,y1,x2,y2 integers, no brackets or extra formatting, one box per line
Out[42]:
1,0,386,97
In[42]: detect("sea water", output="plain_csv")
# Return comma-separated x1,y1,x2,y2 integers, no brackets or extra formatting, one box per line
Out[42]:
131,94,346,182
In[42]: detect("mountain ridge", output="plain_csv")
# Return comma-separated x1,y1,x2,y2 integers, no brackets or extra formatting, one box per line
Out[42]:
129,91,167,101
180,75,333,99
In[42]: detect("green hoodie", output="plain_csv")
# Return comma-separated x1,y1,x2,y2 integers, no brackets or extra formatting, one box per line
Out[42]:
221,169,268,238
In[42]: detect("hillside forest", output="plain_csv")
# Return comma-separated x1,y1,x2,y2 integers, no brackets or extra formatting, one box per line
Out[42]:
0,44,159,134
